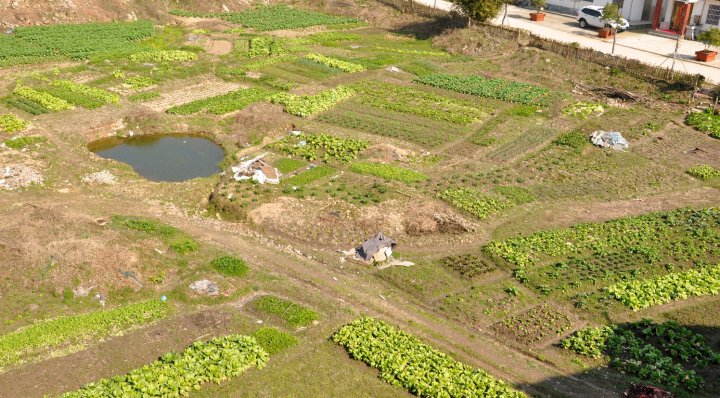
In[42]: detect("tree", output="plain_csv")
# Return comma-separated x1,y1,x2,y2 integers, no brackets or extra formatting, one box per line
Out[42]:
501,0,517,25
602,3,622,55
452,0,505,26
530,0,546,12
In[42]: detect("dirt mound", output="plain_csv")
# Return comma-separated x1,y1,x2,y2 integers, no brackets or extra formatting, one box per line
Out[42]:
403,203,476,235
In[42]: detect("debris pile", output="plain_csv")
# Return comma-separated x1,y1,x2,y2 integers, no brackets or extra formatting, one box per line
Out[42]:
189,279,219,296
0,164,43,190
355,232,396,263
590,131,628,151
231,153,280,184
82,170,117,185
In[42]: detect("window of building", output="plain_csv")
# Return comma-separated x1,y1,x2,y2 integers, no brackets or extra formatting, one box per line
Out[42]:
707,4,720,25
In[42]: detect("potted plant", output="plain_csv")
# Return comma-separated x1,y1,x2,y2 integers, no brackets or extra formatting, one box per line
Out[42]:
696,28,720,62
529,0,547,21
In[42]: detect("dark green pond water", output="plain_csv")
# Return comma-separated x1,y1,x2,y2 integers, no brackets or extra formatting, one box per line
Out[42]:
89,135,224,182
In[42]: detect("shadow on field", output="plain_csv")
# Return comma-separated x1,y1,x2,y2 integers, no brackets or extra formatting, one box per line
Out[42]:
393,14,467,40
517,324,720,398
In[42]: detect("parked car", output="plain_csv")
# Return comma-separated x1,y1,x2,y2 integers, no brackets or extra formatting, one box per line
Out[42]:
577,5,630,31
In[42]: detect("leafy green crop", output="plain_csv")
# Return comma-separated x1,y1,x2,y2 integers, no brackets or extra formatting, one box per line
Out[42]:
563,320,719,392
686,108,720,138
438,188,512,219
0,114,29,133
284,165,335,186
562,102,604,118
50,80,120,104
217,5,359,31
59,334,268,398
255,295,318,327
553,131,587,149
0,300,168,370
687,164,720,180
270,86,356,117
606,264,720,310
167,88,272,115
352,81,484,125
333,317,526,398
349,162,428,183
14,86,73,111
415,73,552,106
304,53,365,73
124,76,156,90
270,133,368,163
129,50,198,63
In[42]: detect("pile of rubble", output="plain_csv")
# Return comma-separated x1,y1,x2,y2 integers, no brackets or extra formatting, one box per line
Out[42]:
591,131,628,151
82,170,118,185
0,164,43,190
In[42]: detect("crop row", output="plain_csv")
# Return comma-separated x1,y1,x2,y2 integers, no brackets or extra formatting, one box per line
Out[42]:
50,80,120,104
60,334,268,398
0,300,168,370
333,317,526,398
284,165,336,186
167,88,273,115
484,207,720,268
349,162,428,183
270,85,356,117
562,320,720,391
0,21,154,63
270,132,368,163
415,73,552,106
352,81,484,125
14,86,74,111
605,264,720,310
317,102,467,147
129,50,198,63
42,85,106,109
6,97,49,115
218,5,359,31
438,188,512,220
305,53,366,73
0,114,29,133
493,305,571,345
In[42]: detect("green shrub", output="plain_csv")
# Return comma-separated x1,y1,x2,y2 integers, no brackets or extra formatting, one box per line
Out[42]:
349,162,427,183
211,256,248,276
554,131,587,149
255,295,318,327
251,327,297,355
687,165,720,180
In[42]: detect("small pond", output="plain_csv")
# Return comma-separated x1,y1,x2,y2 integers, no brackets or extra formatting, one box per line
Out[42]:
89,135,224,182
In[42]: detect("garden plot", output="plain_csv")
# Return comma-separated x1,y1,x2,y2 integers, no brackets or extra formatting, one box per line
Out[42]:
143,79,243,112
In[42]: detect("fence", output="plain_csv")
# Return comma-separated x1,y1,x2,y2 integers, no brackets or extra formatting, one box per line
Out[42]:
474,23,703,87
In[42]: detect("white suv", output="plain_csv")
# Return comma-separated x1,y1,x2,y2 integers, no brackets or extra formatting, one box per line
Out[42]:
577,5,630,31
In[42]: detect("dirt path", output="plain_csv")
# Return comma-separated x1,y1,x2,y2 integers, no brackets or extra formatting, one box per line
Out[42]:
205,40,233,55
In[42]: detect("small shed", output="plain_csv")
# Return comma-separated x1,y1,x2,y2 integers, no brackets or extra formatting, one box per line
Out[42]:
356,232,397,263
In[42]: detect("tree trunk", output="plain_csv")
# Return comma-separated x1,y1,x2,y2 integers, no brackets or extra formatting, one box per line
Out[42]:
611,29,617,55
502,3,508,25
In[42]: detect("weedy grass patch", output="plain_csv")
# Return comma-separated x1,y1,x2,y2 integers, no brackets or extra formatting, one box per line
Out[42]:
254,295,318,327
251,327,297,355
349,162,427,183
211,255,249,276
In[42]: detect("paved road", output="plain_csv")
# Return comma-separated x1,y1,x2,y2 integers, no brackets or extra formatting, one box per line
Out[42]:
414,1,720,83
